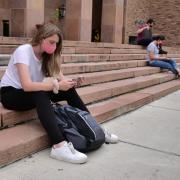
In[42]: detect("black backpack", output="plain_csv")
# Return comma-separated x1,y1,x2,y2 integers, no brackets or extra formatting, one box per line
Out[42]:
53,104,105,152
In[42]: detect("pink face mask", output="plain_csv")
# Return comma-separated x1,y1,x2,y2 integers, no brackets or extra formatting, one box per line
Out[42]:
41,40,56,54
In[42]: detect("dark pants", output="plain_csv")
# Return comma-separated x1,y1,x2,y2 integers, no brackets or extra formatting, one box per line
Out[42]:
1,87,89,144
137,39,152,46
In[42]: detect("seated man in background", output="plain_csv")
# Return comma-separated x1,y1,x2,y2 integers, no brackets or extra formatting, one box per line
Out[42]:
136,18,167,54
136,18,154,46
147,35,180,78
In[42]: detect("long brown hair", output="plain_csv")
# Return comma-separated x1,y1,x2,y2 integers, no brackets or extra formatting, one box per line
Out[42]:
31,23,63,77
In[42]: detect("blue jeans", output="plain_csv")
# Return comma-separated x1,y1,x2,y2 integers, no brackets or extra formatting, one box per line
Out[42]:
149,59,178,75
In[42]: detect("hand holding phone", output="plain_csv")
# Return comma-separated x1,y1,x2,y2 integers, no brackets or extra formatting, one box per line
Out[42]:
72,77,84,87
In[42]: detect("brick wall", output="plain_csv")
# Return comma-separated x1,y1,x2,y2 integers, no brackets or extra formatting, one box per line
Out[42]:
150,0,180,46
124,0,180,46
124,0,150,44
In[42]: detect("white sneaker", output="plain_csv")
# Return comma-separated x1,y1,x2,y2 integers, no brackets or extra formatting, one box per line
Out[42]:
104,129,119,144
50,142,88,164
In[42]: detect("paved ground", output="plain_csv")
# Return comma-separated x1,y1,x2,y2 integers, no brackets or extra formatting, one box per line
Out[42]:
1,90,180,180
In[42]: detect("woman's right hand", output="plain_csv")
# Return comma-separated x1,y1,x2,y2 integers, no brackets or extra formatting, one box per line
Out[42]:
58,79,75,91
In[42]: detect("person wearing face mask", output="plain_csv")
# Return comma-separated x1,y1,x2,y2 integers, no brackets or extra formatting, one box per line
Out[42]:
0,23,118,164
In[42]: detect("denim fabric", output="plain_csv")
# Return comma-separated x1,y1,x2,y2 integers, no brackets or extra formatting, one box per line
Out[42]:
149,59,178,75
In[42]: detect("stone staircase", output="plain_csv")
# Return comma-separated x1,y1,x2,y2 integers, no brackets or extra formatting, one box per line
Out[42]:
1,37,180,167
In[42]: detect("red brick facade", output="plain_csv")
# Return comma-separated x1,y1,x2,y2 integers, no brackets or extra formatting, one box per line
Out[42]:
124,0,150,43
150,0,180,46
124,0,180,46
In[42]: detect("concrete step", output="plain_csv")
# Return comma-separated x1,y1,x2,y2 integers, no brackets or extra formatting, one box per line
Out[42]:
0,37,179,51
61,60,147,74
67,66,161,86
0,45,147,55
1,59,180,80
0,45,17,54
0,37,180,53
61,54,146,63
62,60,180,75
62,47,148,54
0,37,30,45
0,121,50,167
77,73,175,104
1,43,180,56
0,38,144,49
0,66,6,78
0,54,147,66
1,79,180,167
1,53,180,68
0,72,176,128
88,79,180,122
0,60,148,77
63,41,145,49
0,54,11,66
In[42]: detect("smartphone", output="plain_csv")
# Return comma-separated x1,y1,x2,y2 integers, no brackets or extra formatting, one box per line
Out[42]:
72,77,82,87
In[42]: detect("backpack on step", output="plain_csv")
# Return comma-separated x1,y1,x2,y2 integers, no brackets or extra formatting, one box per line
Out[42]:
53,104,105,152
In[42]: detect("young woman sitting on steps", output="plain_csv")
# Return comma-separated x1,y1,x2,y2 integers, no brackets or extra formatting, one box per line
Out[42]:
0,23,118,164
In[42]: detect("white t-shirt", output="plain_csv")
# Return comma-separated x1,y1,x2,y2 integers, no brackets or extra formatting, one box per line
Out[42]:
1,44,44,89
146,41,159,61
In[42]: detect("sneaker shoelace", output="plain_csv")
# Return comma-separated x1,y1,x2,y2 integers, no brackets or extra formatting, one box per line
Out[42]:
67,142,76,154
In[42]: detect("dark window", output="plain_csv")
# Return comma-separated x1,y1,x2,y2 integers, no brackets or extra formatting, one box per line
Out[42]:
3,20,10,37
129,36,137,45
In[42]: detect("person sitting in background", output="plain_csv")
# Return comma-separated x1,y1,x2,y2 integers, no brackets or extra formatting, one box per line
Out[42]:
147,35,180,78
136,18,154,46
136,18,167,54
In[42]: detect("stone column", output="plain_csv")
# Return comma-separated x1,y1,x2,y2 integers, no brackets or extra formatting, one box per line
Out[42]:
10,0,26,37
65,0,92,41
101,0,124,43
25,0,44,37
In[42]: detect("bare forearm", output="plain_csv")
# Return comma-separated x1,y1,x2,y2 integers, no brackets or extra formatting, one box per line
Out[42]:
137,28,144,34
22,81,53,92
137,27,147,34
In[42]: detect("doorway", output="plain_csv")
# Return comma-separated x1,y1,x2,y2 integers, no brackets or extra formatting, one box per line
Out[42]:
91,0,102,42
3,20,10,37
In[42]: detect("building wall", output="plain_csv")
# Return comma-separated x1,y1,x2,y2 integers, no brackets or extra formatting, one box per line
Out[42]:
44,0,62,23
44,0,67,39
150,0,180,46
0,8,10,36
124,0,180,46
124,0,151,44
0,0,11,36
0,0,26,37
